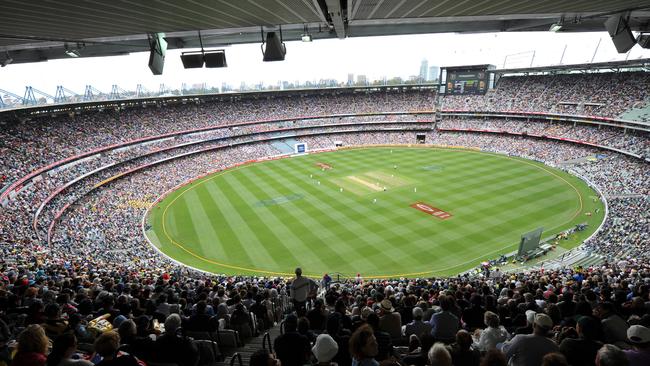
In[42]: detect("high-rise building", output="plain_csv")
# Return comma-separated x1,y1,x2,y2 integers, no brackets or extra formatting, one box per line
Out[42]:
428,66,440,82
347,73,355,86
356,74,367,85
419,59,428,82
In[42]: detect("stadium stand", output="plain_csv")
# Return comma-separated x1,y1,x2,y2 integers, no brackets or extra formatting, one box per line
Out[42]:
1,71,650,366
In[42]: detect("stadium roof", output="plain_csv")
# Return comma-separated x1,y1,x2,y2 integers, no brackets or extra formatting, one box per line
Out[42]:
492,58,650,74
1,0,650,64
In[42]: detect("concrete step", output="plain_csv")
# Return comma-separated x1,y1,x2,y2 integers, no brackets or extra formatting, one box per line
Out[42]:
220,324,281,366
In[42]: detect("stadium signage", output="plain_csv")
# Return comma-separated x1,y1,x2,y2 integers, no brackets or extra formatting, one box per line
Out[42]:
410,202,452,220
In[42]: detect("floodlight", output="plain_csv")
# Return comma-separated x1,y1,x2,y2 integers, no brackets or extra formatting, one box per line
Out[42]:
204,50,227,68
65,49,80,57
148,33,167,75
301,24,312,42
261,26,286,62
605,14,636,53
637,34,650,49
180,51,204,68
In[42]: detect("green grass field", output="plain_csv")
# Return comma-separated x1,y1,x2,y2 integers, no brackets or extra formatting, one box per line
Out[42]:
145,147,605,278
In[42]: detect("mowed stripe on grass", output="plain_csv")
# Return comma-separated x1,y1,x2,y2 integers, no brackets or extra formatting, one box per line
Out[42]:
147,147,605,277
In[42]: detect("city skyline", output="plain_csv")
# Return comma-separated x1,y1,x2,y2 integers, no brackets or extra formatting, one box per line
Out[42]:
1,31,650,100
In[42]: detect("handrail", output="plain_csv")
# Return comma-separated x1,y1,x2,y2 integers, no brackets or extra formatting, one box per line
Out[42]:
262,332,272,351
229,353,243,366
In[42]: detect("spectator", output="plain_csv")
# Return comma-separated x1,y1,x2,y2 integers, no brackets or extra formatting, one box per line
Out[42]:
93,331,139,366
504,313,560,366
312,334,339,366
480,349,507,366
624,325,650,366
449,330,480,366
152,314,198,366
249,349,279,366
12,325,49,366
366,313,393,361
475,311,509,352
350,324,379,366
184,300,217,332
326,313,351,366
403,307,432,339
273,314,310,366
595,302,630,348
378,299,402,341
290,268,311,316
428,342,452,366
307,299,327,332
596,344,629,366
116,320,154,362
541,353,569,366
46,333,93,366
430,295,459,343
559,316,603,366
514,310,536,335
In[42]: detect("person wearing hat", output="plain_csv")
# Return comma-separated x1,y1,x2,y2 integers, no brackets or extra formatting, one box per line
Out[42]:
624,325,650,366
559,316,603,366
312,334,339,365
404,306,432,339
503,313,560,366
378,299,402,341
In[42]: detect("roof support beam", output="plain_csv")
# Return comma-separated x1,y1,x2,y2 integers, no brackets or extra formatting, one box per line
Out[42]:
325,0,347,39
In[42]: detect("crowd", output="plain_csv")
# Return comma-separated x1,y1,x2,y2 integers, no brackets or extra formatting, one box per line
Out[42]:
437,117,650,158
441,71,650,119
0,83,649,366
0,91,435,188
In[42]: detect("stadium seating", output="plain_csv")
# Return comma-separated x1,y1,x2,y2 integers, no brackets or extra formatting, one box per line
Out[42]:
0,76,649,366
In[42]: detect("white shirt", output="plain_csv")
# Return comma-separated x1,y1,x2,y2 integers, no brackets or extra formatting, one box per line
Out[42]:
290,276,311,302
475,326,509,351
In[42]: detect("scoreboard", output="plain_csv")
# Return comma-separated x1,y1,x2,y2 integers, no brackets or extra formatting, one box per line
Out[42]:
443,65,494,95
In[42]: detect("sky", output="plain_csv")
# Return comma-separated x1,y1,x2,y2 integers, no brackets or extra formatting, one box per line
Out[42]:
1,31,649,95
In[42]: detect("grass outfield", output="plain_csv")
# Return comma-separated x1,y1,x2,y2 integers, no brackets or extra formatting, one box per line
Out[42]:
145,147,605,278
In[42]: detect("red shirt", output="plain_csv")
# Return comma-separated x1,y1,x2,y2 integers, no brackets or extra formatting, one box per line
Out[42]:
12,351,47,366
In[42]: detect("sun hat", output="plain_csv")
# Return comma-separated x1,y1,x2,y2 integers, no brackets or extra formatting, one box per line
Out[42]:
380,299,394,312
525,310,536,325
534,313,553,329
628,325,650,344
312,334,339,363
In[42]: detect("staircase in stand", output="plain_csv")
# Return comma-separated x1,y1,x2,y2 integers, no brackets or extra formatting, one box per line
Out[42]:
217,324,283,366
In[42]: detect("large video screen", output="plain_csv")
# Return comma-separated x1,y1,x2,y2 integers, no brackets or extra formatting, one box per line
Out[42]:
517,227,544,256
445,68,488,95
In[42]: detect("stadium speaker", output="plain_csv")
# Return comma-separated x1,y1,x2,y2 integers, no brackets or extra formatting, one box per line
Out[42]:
204,50,227,68
148,33,167,75
638,34,650,49
604,14,636,53
180,52,205,68
262,31,286,62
